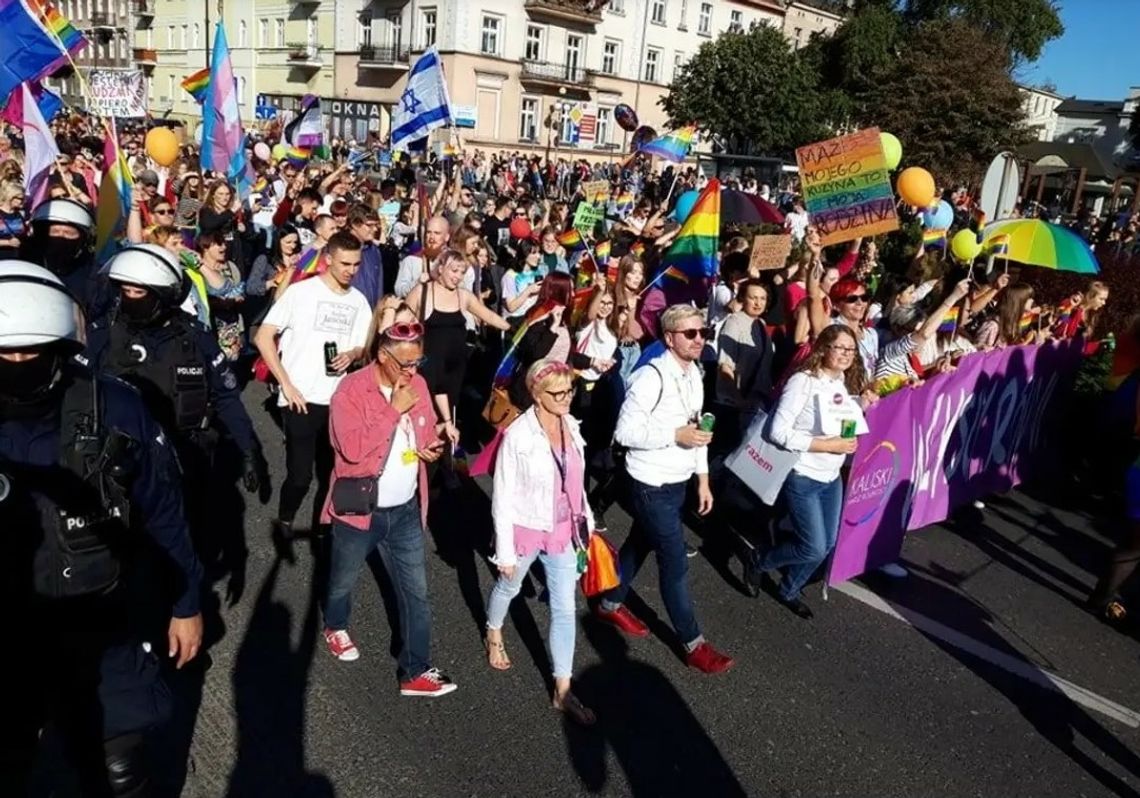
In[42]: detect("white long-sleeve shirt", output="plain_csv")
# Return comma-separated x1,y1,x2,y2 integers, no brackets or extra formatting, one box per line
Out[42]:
768,370,851,483
615,351,708,486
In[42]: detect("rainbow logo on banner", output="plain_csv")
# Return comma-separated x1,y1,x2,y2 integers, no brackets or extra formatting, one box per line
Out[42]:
795,127,900,247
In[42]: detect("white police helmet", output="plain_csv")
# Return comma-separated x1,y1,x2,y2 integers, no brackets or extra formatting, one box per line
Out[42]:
104,244,188,304
0,260,84,350
30,198,96,236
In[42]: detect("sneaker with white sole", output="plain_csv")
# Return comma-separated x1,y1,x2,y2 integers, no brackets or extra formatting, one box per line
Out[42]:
400,667,458,697
323,628,360,662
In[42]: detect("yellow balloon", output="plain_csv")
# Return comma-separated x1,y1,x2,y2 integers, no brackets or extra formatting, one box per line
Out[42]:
950,229,982,263
880,132,902,170
271,143,287,161
897,166,936,208
144,127,179,167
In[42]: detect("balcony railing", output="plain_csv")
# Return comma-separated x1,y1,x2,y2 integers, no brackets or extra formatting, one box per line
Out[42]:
90,11,118,29
524,0,603,25
134,0,155,16
358,44,410,68
286,43,322,66
133,47,157,65
520,59,595,87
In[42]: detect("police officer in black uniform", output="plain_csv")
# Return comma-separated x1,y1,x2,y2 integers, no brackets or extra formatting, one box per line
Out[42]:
86,244,267,502
0,261,204,796
20,197,107,313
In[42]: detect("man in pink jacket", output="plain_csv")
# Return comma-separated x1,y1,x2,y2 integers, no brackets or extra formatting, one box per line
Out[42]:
320,322,458,698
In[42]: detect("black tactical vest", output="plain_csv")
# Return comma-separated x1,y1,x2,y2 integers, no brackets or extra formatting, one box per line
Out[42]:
0,375,136,601
106,315,210,436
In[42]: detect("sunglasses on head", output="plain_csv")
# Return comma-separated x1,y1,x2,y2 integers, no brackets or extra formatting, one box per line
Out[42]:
671,327,713,341
841,293,869,304
383,321,424,341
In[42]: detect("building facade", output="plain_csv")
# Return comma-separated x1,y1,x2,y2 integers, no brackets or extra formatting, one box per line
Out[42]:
1017,84,1064,142
332,0,787,160
782,0,845,50
53,0,139,105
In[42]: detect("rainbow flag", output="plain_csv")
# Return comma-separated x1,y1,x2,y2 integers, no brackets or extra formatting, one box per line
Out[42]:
972,208,988,242
575,254,597,288
493,300,559,388
937,304,961,334
613,192,635,216
557,228,585,251
923,228,947,249
1018,308,1041,336
594,239,611,263
285,146,311,168
638,125,696,163
1053,298,1076,332
568,286,595,328
285,246,326,286
27,0,87,72
181,68,210,104
629,241,646,260
984,233,1010,256
94,118,133,264
251,175,268,195
650,178,720,286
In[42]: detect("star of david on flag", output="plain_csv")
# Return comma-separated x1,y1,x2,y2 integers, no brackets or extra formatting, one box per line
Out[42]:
391,47,452,152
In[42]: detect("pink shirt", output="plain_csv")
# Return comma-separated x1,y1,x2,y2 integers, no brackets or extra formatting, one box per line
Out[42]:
321,366,441,531
512,441,584,558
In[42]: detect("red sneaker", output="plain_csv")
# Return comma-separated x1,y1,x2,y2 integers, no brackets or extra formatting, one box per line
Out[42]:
399,668,458,698
323,628,359,662
686,641,734,674
595,604,649,638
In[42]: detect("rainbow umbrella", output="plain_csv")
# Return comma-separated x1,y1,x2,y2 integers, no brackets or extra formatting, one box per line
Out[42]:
980,219,1100,274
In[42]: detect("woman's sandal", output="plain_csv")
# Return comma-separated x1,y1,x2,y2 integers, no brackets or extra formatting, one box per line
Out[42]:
553,690,596,727
485,637,511,671
1104,600,1128,623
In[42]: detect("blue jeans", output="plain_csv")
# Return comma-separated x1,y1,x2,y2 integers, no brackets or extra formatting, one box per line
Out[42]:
485,547,579,679
758,471,843,601
324,498,432,681
602,478,702,647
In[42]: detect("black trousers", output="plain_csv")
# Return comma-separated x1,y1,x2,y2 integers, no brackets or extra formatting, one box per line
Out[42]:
278,403,333,528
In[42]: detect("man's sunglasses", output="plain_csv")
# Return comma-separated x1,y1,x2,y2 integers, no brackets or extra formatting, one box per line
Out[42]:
153,208,174,215
841,294,869,304
671,327,713,340
383,321,424,341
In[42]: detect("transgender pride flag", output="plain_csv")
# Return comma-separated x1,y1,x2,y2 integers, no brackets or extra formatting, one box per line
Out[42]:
200,23,251,197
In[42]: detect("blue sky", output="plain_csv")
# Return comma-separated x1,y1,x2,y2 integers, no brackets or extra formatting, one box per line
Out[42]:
1021,0,1140,100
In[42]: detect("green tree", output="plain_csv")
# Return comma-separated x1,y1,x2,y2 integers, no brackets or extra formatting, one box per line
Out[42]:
859,18,1031,184
659,24,835,158
900,0,1064,63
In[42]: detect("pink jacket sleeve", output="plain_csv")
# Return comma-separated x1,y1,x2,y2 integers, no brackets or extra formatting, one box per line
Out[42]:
329,379,401,466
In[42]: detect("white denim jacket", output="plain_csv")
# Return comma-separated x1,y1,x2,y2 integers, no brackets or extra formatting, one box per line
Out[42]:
491,408,596,567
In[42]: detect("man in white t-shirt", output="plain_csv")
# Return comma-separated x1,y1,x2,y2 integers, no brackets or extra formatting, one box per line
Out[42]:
254,231,372,537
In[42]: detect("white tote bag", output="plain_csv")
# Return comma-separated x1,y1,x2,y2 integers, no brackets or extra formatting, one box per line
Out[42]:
725,410,801,506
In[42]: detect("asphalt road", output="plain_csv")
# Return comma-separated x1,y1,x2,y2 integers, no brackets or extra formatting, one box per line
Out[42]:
129,386,1140,798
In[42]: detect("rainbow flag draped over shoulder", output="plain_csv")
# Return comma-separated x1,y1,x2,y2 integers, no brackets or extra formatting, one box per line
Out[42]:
638,125,696,163
94,119,133,264
656,178,720,284
493,300,559,387
181,68,210,104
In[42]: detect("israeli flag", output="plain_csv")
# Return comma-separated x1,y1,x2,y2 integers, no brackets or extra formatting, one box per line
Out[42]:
391,47,453,152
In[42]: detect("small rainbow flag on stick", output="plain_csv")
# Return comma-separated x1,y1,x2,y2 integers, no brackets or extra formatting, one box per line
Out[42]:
638,125,696,163
937,304,962,334
923,228,947,249
285,146,312,168
181,68,210,104
285,246,325,286
985,233,1010,256
1018,307,1041,336
557,228,585,251
593,240,611,263
28,0,88,70
661,265,691,284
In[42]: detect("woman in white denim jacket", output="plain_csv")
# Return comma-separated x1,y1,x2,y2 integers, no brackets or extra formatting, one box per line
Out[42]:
486,358,597,726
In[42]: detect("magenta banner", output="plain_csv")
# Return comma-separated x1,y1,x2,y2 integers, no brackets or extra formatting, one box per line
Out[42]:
828,342,1084,585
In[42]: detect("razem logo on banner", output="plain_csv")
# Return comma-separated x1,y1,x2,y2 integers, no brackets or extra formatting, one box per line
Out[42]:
87,70,148,118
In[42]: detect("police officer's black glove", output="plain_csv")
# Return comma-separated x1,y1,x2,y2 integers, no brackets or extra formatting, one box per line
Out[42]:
241,447,267,495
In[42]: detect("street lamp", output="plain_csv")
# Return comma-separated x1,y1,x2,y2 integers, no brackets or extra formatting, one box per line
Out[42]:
544,86,570,164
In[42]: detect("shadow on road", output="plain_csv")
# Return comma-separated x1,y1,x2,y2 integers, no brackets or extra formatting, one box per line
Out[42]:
565,616,747,797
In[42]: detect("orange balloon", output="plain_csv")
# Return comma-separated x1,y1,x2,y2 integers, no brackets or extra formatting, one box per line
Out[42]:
145,127,179,166
897,166,936,208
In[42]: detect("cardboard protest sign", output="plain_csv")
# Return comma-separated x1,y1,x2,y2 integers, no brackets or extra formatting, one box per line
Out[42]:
579,180,610,203
749,235,793,271
573,202,605,233
795,127,898,246
88,70,148,118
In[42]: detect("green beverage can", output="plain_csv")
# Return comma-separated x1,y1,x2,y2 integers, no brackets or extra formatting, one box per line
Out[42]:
698,412,716,432
840,419,857,439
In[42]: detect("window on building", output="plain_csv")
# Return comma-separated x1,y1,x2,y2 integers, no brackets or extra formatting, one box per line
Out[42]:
166,24,173,48
386,12,401,48
651,0,665,25
191,23,199,49
258,19,266,46
167,74,173,102
275,19,284,47
602,40,619,75
236,75,246,105
525,25,543,61
358,11,372,46
238,19,246,47
609,0,624,12
519,97,538,141
481,15,501,55
146,27,152,47
422,8,437,48
180,24,186,49
559,103,575,144
307,17,317,45
644,47,660,82
793,27,802,49
596,107,612,146
730,9,742,30
698,2,711,34
565,34,583,79
678,0,687,28
674,51,684,80
147,75,153,102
